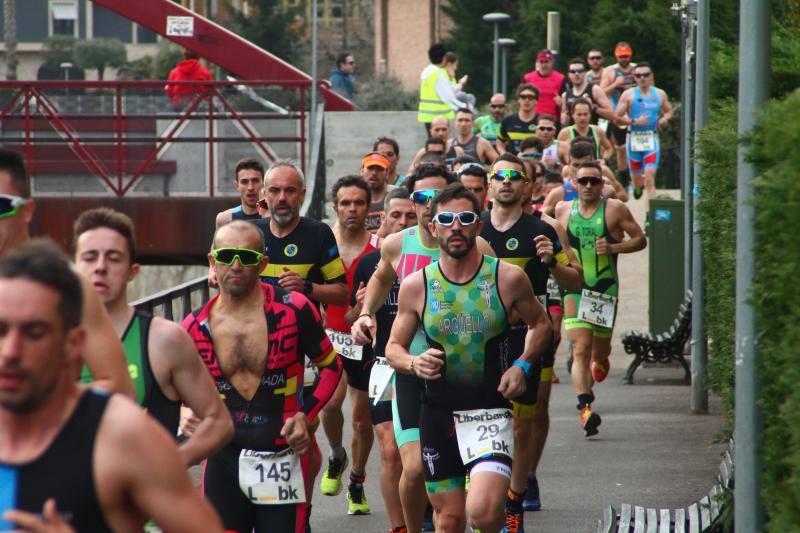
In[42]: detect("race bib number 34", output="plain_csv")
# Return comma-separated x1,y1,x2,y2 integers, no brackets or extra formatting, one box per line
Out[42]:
238,448,306,505
578,289,617,328
453,408,514,465
326,328,364,361
630,131,655,152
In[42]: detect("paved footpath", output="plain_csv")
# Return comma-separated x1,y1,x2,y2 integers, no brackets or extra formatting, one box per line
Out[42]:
191,193,728,532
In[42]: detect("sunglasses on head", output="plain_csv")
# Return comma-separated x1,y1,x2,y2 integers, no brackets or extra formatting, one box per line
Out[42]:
410,189,440,204
0,194,26,220
635,72,652,78
518,94,536,101
577,177,603,186
569,69,585,74
489,169,527,182
432,211,479,227
212,247,264,266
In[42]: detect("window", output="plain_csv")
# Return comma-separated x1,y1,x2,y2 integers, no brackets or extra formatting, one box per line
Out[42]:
51,0,78,36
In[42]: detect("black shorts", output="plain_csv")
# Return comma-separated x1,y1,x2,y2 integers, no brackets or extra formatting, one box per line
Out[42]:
370,400,393,426
392,372,425,446
340,354,373,392
419,403,513,494
608,122,628,145
203,445,308,533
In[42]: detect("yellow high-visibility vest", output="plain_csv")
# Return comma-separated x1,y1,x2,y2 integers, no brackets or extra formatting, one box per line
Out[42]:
417,65,454,123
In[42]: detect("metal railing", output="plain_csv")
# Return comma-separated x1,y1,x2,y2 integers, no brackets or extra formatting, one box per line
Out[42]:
131,275,214,321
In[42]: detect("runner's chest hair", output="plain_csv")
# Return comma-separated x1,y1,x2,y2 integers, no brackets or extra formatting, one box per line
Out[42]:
213,316,268,375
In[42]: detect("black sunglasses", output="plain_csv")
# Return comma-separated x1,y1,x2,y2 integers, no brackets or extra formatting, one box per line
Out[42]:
577,177,603,186
588,56,603,60
490,104,506,109
569,69,585,74
635,72,652,78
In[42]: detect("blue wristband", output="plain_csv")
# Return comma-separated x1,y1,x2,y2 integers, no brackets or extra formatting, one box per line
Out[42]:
513,359,532,377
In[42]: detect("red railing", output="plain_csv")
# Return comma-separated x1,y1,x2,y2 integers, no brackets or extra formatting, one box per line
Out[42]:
0,79,319,197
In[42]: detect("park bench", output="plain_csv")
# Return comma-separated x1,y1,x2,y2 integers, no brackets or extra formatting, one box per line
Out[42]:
596,441,733,533
620,290,693,384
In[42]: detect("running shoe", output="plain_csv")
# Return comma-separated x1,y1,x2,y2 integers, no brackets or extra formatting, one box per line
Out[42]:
390,527,408,532
580,406,601,437
592,359,611,382
523,474,541,511
551,372,560,383
320,453,348,496
347,483,371,515
633,186,643,200
501,506,525,533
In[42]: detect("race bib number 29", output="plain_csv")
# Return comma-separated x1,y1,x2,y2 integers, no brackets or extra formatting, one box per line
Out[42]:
453,408,514,466
238,448,306,505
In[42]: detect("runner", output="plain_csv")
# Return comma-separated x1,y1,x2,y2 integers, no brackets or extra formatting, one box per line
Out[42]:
0,148,133,398
522,50,566,123
480,155,583,532
73,207,233,465
348,186,416,533
386,183,552,533
536,115,561,171
557,98,614,163
615,62,673,199
496,84,539,156
320,176,382,515
374,137,405,186
453,108,498,165
456,162,489,210
555,162,646,437
216,157,265,226
351,163,495,533
0,242,222,532
585,50,605,84
601,42,637,186
409,117,464,172
560,58,615,126
474,93,508,149
183,220,344,532
360,152,396,233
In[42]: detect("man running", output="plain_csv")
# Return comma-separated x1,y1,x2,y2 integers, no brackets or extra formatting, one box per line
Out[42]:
560,58,615,126
386,183,552,533
183,221,343,532
374,137,405,186
474,93,508,149
352,164,497,532
601,42,637,184
0,242,222,532
481,155,583,531
0,148,133,398
555,162,646,436
535,115,561,171
216,157,266,226
74,207,233,465
585,50,605,85
320,176,381,514
361,152,396,232
453,108,498,165
557,98,614,163
497,85,539,156
457,163,489,209
347,186,415,533
615,63,673,199
522,50,565,123
409,117,464,172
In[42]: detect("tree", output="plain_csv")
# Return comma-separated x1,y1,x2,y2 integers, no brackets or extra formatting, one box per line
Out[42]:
4,0,17,80
226,0,301,65
37,35,84,80
74,38,127,80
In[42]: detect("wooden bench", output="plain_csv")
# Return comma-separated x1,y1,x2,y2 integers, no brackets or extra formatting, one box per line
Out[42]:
596,442,733,533
621,290,693,384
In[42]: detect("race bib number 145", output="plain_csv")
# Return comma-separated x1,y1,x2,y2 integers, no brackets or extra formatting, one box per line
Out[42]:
238,448,306,505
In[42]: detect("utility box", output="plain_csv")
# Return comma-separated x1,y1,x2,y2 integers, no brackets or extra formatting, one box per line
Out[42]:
647,199,685,333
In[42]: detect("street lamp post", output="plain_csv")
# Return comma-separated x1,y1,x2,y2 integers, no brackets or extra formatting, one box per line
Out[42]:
482,13,511,95
498,38,516,96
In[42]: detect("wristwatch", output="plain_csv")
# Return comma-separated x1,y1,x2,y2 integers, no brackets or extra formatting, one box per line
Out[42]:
303,280,313,295
543,255,557,269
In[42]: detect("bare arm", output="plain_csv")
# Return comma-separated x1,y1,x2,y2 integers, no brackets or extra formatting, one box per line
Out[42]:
615,90,635,126
77,273,135,399
309,281,348,307
151,319,233,467
598,129,614,160
407,147,426,176
542,187,564,217
659,89,673,126
476,235,497,257
557,129,571,164
385,272,424,374
479,137,499,164
607,200,647,254
592,85,616,120
495,136,507,155
215,209,233,228
538,214,584,293
351,233,401,344
98,396,224,532
560,91,570,126
603,165,628,202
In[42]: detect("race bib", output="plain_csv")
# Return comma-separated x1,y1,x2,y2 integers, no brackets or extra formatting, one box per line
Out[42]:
598,118,610,133
369,357,394,404
303,356,318,388
546,277,561,301
326,329,364,361
238,448,306,505
536,294,547,308
453,408,514,466
630,131,655,151
578,289,617,328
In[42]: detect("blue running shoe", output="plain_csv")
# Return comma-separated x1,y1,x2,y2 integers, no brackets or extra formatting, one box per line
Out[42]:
422,502,435,531
523,474,541,511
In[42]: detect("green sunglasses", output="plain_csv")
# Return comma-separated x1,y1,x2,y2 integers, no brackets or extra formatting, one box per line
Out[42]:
0,194,26,220
489,169,528,182
212,247,264,266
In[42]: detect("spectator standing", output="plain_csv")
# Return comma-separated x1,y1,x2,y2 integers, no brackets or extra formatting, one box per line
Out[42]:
417,43,467,134
331,52,357,100
522,50,566,124
165,50,212,110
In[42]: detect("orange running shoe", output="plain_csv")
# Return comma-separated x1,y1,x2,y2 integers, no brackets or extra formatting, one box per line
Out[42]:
592,359,610,382
580,406,601,437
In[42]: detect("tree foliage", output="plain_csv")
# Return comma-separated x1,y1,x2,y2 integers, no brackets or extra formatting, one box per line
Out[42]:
225,0,300,65
74,38,127,80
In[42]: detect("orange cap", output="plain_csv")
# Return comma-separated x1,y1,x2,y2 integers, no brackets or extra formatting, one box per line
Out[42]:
361,152,390,169
615,43,632,57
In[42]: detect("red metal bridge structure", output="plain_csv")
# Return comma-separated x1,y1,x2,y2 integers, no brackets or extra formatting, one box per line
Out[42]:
2,0,353,262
